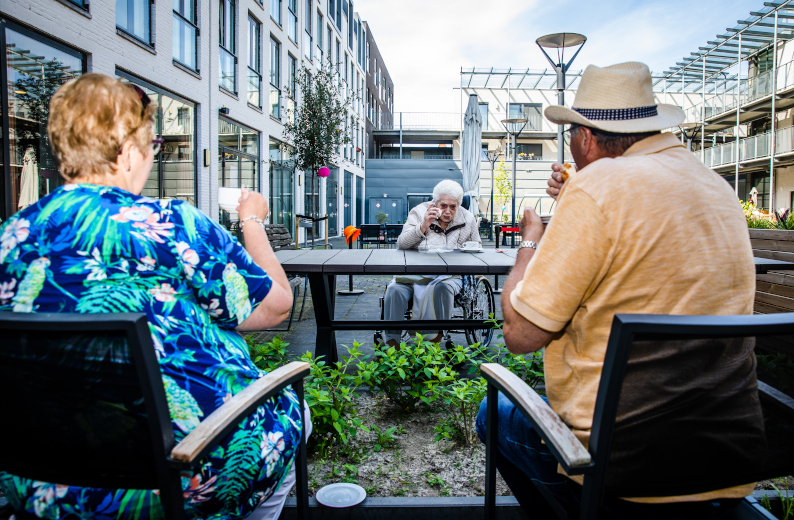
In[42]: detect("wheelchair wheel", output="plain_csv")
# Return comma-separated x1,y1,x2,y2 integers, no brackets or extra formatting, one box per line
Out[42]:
465,275,495,348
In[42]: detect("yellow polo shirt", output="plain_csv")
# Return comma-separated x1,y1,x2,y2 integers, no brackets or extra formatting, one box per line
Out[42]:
510,133,757,502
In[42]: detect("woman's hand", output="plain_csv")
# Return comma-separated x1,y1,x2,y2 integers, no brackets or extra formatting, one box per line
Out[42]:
546,163,565,201
237,187,268,222
420,205,442,234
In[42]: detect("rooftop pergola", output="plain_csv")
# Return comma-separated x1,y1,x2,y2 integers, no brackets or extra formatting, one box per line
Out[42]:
660,0,794,94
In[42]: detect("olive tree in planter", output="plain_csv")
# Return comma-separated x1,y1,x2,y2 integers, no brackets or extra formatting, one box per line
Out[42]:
283,62,359,233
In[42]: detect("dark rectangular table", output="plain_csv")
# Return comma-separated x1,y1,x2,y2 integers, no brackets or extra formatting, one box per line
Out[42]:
274,251,794,362
275,249,515,362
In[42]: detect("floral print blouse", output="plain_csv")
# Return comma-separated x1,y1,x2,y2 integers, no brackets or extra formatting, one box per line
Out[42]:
0,184,302,520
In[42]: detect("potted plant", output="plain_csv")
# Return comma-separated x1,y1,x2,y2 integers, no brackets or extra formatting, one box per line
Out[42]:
375,211,390,227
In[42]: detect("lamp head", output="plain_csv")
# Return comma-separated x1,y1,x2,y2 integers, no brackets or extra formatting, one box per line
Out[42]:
502,118,528,135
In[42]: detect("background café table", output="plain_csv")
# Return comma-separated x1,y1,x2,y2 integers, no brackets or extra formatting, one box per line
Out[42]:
274,249,515,363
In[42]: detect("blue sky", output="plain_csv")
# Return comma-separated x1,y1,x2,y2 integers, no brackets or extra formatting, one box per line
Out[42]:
358,0,760,112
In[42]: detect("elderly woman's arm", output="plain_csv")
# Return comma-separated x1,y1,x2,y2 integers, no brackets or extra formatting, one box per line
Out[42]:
236,223,294,331
397,205,437,250
235,189,294,331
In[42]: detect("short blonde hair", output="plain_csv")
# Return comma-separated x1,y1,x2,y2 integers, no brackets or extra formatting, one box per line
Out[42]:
48,73,155,179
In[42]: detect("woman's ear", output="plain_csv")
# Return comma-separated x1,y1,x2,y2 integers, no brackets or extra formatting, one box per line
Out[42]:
116,139,133,173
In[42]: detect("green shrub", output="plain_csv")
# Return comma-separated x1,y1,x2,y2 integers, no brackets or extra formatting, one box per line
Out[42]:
435,377,488,445
757,353,794,395
358,334,461,411
247,335,291,373
299,343,369,447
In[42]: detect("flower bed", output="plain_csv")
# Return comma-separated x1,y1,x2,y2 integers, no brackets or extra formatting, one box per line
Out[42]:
246,329,543,497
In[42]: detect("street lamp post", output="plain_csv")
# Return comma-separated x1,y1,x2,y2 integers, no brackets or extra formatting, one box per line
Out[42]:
537,33,587,164
679,122,701,152
501,118,528,231
485,149,501,241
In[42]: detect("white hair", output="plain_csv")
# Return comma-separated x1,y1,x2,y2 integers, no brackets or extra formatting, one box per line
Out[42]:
432,180,463,205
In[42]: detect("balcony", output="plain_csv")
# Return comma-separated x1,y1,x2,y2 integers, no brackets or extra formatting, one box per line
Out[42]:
701,125,794,169
683,59,794,125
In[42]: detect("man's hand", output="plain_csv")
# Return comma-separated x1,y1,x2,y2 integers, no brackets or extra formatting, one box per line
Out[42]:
237,187,269,222
420,205,442,234
519,208,544,243
546,162,565,201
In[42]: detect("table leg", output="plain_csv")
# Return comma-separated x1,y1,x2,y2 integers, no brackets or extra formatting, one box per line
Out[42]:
308,273,338,364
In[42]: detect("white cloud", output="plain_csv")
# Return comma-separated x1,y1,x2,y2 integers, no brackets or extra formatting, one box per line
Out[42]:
357,0,759,113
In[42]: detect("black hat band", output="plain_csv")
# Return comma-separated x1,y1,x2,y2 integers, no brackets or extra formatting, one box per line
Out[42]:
572,105,658,121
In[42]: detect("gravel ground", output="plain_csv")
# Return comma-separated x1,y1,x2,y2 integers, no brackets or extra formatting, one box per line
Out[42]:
293,394,511,498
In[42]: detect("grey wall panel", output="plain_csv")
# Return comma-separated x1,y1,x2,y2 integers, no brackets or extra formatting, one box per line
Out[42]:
363,160,464,223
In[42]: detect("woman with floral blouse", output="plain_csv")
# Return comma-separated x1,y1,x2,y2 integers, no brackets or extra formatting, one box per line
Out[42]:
0,73,306,520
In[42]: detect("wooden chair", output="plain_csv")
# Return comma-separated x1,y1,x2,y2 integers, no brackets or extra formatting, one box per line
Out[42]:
482,313,794,520
0,313,310,520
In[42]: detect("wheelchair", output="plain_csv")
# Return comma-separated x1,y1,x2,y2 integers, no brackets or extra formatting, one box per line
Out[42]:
373,274,496,349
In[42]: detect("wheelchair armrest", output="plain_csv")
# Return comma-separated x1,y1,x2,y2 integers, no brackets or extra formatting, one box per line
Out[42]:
481,363,591,472
170,362,310,467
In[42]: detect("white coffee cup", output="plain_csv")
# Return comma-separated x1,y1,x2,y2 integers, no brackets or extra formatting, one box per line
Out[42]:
463,241,481,250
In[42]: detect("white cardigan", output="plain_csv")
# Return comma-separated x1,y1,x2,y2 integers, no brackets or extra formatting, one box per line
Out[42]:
396,201,481,250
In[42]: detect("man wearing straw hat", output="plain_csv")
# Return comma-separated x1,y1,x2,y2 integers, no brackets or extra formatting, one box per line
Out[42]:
476,62,762,516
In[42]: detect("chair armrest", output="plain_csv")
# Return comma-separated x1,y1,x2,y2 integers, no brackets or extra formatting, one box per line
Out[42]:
480,363,591,470
170,361,310,466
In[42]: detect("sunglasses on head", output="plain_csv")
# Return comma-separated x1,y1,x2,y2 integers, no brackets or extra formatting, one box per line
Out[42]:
119,83,162,157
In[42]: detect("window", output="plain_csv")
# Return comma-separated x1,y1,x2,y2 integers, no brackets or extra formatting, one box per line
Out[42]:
3,24,85,218
270,140,294,227
303,0,312,60
347,2,353,49
117,72,198,206
366,41,369,72
326,167,339,235
335,0,341,29
270,37,281,118
356,175,363,226
335,39,340,72
344,117,348,159
344,170,352,227
219,0,236,93
247,15,261,107
479,102,488,131
289,54,297,98
287,0,297,43
344,53,348,85
507,103,542,129
270,0,281,24
317,12,323,62
173,0,198,70
327,26,332,66
328,0,335,23
219,118,259,226
117,0,151,44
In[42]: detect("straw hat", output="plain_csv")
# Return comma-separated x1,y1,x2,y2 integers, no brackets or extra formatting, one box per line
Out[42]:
544,62,684,133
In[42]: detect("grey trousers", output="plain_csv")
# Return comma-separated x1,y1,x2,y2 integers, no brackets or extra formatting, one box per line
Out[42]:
383,278,463,343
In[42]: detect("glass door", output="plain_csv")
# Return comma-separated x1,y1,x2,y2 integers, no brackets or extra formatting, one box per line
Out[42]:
356,176,363,226
326,167,338,236
344,170,352,228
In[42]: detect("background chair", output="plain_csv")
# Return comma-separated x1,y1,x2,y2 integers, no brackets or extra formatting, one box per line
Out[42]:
0,313,310,520
482,313,794,520
359,224,383,248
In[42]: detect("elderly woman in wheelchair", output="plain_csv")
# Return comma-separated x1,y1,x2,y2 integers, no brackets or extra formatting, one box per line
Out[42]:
373,180,494,348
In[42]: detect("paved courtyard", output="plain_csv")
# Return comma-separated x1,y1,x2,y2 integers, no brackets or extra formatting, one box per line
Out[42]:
253,237,509,360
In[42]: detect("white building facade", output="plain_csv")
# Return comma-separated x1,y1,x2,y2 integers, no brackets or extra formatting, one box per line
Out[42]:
1,0,370,240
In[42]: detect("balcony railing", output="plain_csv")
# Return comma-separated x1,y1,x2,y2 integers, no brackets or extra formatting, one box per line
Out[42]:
701,126,794,168
683,59,794,125
379,112,547,132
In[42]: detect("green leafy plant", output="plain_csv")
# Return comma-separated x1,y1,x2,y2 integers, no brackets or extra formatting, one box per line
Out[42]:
742,199,776,229
247,335,291,373
299,343,369,448
435,377,488,445
370,424,398,452
763,482,794,520
775,208,794,231
375,211,390,224
358,334,460,411
478,317,545,390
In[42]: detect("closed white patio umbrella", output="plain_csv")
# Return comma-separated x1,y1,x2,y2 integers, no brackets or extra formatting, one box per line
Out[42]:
461,94,482,204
